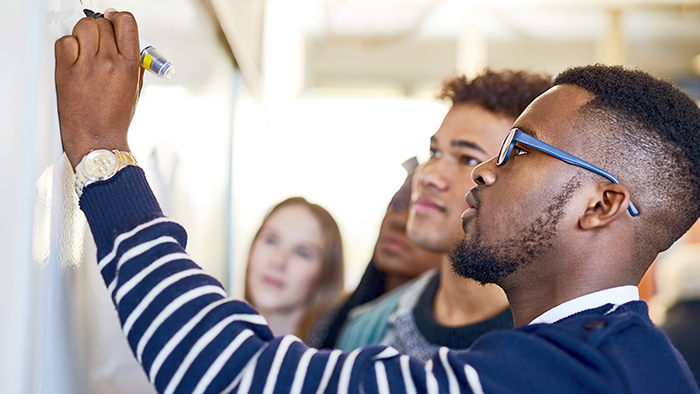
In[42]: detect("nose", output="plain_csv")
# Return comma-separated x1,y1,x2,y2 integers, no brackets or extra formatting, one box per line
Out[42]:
268,248,288,271
472,156,497,186
418,158,449,192
386,207,408,233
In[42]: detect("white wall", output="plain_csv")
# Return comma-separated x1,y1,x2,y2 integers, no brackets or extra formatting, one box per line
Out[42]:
1,0,63,392
0,1,237,393
0,2,468,393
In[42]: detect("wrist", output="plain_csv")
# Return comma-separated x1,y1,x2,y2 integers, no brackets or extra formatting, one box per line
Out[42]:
60,127,131,170
74,149,139,197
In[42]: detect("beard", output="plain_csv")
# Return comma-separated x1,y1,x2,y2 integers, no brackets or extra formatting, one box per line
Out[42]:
449,176,582,285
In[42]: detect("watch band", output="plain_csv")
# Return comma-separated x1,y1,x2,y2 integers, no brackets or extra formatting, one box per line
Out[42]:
74,149,140,197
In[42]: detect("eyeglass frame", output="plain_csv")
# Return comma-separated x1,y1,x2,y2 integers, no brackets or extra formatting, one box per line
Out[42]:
496,128,639,217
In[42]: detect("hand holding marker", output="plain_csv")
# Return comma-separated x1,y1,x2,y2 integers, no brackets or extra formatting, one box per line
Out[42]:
84,9,176,80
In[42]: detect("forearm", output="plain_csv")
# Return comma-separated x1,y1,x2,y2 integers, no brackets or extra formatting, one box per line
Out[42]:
80,167,274,393
78,167,461,394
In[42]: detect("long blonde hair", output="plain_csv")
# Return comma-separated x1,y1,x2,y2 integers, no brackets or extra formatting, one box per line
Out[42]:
244,197,345,340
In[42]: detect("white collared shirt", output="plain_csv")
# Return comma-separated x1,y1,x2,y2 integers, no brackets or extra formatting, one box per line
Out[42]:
528,285,640,325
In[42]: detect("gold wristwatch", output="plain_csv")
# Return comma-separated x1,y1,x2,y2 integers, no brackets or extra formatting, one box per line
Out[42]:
74,149,139,197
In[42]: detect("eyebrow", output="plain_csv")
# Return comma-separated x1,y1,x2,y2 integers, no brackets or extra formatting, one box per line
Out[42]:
430,136,487,154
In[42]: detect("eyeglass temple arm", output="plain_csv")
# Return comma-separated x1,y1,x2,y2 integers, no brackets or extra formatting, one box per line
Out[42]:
516,133,640,216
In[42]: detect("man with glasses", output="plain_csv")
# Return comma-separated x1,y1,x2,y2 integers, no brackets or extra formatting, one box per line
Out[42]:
333,70,551,360
56,11,700,393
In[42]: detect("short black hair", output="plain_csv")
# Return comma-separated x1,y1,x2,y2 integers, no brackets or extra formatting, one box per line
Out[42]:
439,69,552,120
554,64,700,259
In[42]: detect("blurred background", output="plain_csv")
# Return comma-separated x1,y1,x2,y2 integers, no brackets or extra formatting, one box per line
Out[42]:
2,0,700,393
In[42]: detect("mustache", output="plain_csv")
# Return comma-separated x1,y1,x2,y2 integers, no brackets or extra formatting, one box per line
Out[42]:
467,187,480,208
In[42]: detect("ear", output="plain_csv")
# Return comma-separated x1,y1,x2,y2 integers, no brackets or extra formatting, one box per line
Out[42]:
579,183,632,230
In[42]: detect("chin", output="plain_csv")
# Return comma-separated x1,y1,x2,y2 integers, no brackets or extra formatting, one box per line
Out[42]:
448,237,518,286
372,256,395,273
407,232,444,254
255,301,296,314
413,239,447,254
251,293,283,310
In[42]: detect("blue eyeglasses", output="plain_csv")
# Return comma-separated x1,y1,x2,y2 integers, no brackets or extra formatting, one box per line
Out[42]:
497,128,639,217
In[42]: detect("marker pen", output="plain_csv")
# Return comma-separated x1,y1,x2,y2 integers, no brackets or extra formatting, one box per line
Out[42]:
83,9,176,80
139,39,176,80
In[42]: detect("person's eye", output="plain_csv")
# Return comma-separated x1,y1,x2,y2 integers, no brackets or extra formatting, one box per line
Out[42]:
295,247,314,260
429,149,441,159
513,146,528,156
264,234,279,245
460,156,481,166
390,197,409,212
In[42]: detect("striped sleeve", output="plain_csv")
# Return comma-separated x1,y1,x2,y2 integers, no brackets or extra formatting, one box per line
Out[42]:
79,166,485,394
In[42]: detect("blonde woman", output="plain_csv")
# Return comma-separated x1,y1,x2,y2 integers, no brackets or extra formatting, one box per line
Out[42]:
245,197,344,339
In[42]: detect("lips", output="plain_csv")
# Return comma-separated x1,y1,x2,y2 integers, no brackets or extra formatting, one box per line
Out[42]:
262,275,284,289
464,191,479,210
413,196,445,214
461,191,479,221
377,234,406,253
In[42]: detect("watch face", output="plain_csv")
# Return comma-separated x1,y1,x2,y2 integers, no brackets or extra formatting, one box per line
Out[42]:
82,150,119,181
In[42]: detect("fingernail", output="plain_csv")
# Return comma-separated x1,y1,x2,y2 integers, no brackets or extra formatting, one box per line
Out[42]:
105,7,117,13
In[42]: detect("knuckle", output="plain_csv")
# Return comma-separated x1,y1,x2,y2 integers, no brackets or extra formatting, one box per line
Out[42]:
74,17,97,31
95,18,113,28
116,11,136,24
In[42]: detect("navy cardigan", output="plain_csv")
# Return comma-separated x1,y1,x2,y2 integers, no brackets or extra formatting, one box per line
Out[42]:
79,166,699,394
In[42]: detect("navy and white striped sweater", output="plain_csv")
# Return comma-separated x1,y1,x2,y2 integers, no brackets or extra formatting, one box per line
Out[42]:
79,166,700,394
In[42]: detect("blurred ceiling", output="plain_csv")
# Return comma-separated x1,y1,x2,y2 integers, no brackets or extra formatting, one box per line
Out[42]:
211,0,700,97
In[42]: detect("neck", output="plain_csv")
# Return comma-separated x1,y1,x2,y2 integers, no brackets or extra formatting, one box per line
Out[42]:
433,256,510,327
500,255,640,327
488,219,646,327
385,272,414,292
504,283,572,327
258,307,305,337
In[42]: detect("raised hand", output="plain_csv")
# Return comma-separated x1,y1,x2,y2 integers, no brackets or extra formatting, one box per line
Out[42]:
55,9,145,169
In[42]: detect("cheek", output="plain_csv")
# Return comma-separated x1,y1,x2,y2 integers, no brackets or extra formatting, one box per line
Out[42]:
247,244,267,275
448,188,470,228
377,215,392,236
381,209,407,235
245,259,262,295
288,258,323,295
449,172,476,212
479,173,558,241
246,242,276,288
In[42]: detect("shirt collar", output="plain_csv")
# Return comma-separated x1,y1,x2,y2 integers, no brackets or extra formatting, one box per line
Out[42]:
528,285,639,325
